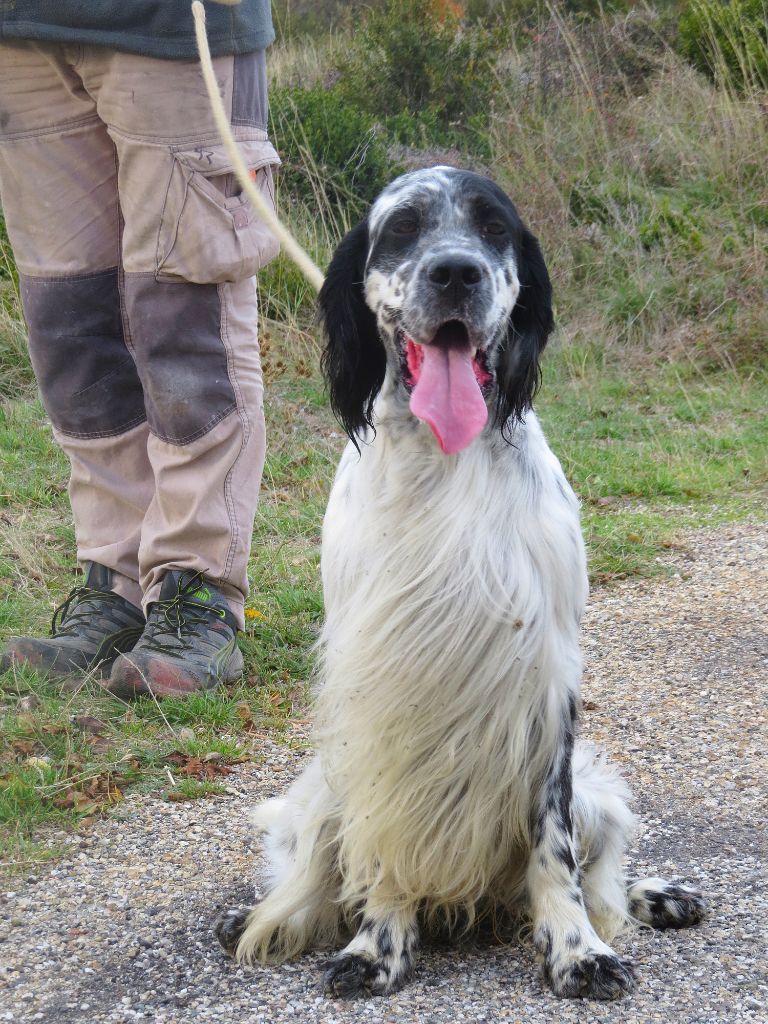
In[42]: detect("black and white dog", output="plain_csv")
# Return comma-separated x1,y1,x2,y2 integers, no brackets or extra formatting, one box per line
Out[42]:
216,168,704,999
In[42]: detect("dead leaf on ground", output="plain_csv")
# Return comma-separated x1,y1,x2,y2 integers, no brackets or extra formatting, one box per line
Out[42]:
164,750,234,779
88,736,116,756
11,739,36,756
71,715,108,735
52,771,125,813
235,701,256,730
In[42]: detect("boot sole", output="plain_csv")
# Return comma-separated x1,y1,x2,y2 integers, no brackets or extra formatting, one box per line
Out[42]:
105,645,244,700
0,644,114,683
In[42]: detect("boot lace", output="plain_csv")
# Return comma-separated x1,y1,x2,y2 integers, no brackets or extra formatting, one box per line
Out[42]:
50,586,132,638
140,570,226,654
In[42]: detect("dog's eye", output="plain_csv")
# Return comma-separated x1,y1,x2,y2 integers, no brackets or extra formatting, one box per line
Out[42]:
390,216,420,236
483,221,508,236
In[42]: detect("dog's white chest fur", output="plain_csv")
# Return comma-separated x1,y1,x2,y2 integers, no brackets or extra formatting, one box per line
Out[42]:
315,406,587,905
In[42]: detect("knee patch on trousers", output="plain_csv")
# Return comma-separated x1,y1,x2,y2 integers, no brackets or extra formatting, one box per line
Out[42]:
123,275,237,446
20,270,146,438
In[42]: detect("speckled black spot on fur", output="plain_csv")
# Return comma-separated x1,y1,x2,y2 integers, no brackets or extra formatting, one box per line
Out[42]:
553,952,636,1001
535,925,553,959
555,842,577,873
567,691,578,726
555,731,575,835
322,953,379,998
377,923,393,959
565,929,582,948
631,883,706,929
533,807,547,847
647,890,673,921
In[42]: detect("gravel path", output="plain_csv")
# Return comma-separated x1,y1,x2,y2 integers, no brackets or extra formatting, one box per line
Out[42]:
2,520,766,1024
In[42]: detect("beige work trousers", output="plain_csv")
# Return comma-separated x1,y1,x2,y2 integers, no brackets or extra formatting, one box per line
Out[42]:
0,41,280,627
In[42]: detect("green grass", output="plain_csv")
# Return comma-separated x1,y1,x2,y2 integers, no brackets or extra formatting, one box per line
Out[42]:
538,344,767,578
2,329,765,871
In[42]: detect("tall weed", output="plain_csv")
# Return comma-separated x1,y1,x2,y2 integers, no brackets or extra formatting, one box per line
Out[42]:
0,228,33,400
489,12,768,366
679,0,768,91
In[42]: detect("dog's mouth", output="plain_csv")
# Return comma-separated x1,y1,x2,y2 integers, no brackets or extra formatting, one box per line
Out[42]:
398,321,493,455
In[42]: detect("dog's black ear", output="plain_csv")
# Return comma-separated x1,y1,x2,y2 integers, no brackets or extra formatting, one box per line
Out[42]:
318,219,386,445
495,226,554,433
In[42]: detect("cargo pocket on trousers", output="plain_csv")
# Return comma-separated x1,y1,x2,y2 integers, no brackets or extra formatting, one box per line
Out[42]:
156,138,281,284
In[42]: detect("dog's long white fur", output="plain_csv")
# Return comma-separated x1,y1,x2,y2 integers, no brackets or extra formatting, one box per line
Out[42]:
236,386,634,962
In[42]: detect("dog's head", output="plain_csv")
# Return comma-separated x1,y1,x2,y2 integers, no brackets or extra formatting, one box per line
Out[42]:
319,167,554,453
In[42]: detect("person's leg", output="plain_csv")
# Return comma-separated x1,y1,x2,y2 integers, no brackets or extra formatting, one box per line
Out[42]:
79,49,279,694
0,41,153,606
0,41,150,677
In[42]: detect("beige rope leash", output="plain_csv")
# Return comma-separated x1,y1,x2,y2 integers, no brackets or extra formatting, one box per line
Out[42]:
191,0,326,292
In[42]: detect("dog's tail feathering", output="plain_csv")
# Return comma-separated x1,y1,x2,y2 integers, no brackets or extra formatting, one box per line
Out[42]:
234,766,346,964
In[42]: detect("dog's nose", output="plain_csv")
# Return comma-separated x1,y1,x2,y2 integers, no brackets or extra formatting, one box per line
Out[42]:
426,255,483,297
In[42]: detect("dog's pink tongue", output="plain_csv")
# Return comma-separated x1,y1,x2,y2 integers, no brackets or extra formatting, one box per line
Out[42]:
409,344,488,454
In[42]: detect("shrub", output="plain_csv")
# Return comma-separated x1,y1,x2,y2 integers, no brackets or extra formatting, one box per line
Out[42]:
490,10,768,368
336,0,510,147
269,86,399,212
271,0,361,39
679,0,768,90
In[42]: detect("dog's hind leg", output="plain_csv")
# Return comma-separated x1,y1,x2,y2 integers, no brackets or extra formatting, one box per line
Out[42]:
571,743,636,942
322,900,420,998
569,747,705,936
627,877,705,930
215,757,345,963
526,702,636,1000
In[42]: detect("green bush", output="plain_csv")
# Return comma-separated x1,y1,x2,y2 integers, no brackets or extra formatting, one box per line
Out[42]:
269,86,399,212
271,0,358,39
336,0,509,147
569,175,647,228
637,196,704,253
679,0,768,90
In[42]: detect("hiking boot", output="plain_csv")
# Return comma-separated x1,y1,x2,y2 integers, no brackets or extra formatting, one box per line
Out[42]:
0,563,145,681
106,569,243,698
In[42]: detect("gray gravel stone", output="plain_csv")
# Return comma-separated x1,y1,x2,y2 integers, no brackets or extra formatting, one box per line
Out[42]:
1,520,765,1024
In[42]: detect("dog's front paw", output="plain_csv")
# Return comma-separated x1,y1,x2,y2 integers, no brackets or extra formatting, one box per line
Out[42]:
322,952,397,997
214,905,253,956
547,951,636,1001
